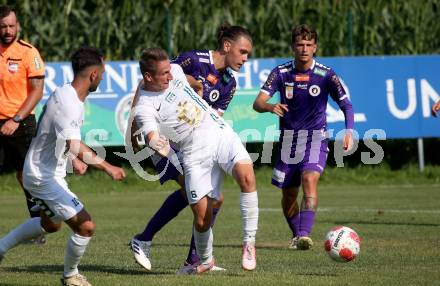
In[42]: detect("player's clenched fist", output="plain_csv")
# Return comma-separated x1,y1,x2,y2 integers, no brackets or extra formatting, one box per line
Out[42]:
106,165,126,180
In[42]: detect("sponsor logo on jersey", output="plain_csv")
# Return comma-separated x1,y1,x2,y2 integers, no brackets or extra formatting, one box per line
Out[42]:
309,84,321,97
165,92,177,103
180,58,191,68
297,83,308,90
264,72,278,90
34,57,41,70
177,101,202,126
331,74,344,95
175,80,184,89
222,73,231,83
294,74,310,82
272,168,286,183
8,62,18,73
209,89,220,102
206,74,218,85
313,67,327,77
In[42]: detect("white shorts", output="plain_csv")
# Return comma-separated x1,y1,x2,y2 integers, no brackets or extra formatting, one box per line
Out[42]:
183,129,251,204
27,178,84,224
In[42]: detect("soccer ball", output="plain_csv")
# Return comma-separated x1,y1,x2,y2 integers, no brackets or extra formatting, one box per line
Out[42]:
324,226,360,262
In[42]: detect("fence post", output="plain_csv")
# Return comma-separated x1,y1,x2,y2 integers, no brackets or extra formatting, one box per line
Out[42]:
417,138,425,172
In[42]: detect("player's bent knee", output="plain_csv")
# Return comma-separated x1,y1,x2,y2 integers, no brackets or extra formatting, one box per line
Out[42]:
76,220,96,237
238,172,256,192
194,218,210,232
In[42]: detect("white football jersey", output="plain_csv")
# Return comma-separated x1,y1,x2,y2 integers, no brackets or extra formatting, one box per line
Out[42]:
133,64,228,152
23,84,84,189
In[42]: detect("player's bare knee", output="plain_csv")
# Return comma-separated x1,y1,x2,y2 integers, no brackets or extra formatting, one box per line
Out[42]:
76,220,96,237
194,219,210,232
238,172,256,192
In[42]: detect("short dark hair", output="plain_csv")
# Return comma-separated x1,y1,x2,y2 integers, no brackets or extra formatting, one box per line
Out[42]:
217,23,252,49
0,5,17,19
139,48,169,75
291,24,318,45
71,47,104,75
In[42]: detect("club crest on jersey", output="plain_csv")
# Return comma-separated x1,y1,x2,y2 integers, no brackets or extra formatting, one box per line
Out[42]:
209,89,220,102
8,62,18,73
285,83,294,99
295,74,309,82
309,85,321,97
206,74,218,85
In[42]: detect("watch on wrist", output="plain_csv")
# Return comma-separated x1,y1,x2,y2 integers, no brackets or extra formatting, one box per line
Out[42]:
12,115,22,123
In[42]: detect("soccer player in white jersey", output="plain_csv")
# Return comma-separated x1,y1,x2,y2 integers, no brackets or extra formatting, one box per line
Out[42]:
0,47,126,286
131,47,258,274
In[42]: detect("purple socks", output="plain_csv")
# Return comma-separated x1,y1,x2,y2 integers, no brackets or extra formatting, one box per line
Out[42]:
286,210,315,237
136,189,188,241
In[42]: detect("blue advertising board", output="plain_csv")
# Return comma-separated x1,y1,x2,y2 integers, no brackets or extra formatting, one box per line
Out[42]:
40,55,440,145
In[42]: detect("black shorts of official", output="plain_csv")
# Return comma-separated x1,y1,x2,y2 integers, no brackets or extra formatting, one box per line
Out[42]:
0,115,36,172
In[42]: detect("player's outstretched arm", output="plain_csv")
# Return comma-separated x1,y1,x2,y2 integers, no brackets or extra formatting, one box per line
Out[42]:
67,139,126,180
253,91,288,117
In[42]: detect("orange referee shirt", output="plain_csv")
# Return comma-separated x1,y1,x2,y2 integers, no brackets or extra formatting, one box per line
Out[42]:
0,39,45,119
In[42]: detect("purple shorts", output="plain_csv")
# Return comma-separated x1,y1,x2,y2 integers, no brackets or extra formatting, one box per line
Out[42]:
271,130,329,188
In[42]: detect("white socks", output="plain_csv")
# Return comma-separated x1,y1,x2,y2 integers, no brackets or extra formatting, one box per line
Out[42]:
194,227,213,264
0,217,45,254
63,233,91,278
240,192,259,244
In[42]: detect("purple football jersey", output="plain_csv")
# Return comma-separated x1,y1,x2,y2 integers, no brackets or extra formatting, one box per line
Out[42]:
171,50,236,113
261,59,354,131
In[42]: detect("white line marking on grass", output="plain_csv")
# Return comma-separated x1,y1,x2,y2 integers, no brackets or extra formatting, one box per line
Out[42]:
259,208,440,214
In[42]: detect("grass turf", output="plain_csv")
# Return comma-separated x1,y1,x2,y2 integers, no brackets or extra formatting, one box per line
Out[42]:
1,166,440,285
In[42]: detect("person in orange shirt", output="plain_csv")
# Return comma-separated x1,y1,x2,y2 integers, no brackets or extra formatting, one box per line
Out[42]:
0,5,45,243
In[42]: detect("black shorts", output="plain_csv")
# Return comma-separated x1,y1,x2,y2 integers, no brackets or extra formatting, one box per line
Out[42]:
0,115,37,172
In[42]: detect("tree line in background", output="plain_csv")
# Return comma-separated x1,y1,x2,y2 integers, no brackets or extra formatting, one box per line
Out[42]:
3,0,440,61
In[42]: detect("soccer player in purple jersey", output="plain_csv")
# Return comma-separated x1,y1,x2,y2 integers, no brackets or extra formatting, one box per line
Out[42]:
253,24,354,250
128,24,253,271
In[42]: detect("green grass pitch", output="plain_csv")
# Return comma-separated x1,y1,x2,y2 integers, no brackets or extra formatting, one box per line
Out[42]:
1,167,440,285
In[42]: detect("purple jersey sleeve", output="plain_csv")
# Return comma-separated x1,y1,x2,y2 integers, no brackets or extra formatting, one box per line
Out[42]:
261,68,282,97
171,51,200,78
328,71,354,130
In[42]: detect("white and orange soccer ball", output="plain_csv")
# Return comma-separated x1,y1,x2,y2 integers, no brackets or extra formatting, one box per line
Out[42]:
324,226,360,262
